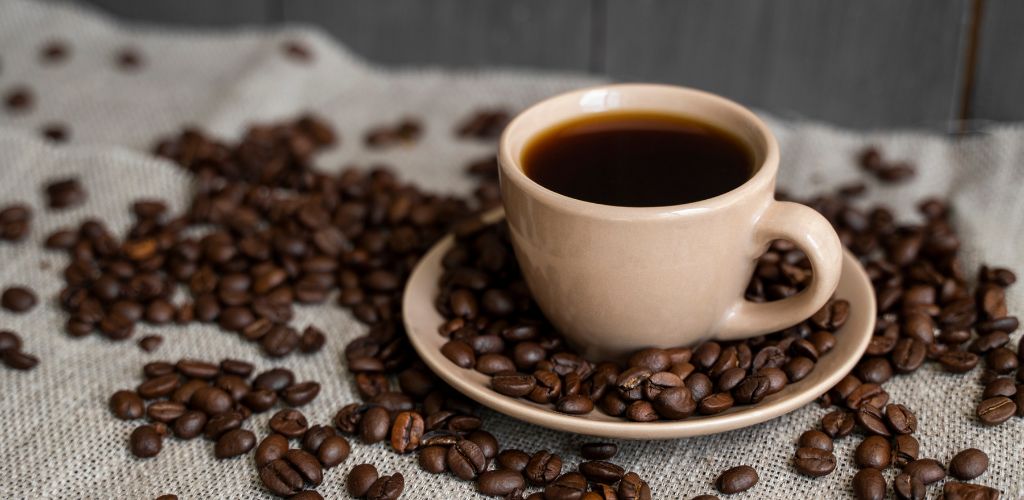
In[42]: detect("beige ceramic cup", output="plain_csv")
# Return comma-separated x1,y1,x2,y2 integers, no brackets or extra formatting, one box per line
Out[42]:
498,84,844,361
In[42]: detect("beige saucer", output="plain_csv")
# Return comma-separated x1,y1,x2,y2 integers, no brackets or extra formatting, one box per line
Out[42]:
402,210,875,439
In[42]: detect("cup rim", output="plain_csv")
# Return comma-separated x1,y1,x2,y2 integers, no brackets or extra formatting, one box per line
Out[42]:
498,83,779,219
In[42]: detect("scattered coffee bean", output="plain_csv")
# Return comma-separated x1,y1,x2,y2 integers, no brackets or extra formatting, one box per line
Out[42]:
44,177,86,209
477,469,526,497
215,428,256,458
525,450,562,486
129,424,163,458
854,435,891,469
793,447,836,477
715,465,758,494
949,448,988,480
270,409,309,438
1,286,37,312
447,439,487,480
852,467,886,500
903,458,946,484
580,442,618,460
893,472,924,500
942,481,999,500
110,390,145,420
259,449,322,496
976,396,1016,425
367,472,404,500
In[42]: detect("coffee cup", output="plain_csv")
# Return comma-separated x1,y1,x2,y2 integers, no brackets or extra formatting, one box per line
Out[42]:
498,84,843,361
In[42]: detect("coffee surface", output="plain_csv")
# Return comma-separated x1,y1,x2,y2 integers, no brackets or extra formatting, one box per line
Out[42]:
522,112,753,207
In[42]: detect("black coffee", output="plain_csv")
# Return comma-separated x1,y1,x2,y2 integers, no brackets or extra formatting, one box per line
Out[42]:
522,112,754,207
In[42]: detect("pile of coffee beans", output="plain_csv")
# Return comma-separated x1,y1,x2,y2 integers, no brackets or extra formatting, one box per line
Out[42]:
434,219,847,421
109,358,320,460
0,329,39,371
255,412,352,498
0,203,31,242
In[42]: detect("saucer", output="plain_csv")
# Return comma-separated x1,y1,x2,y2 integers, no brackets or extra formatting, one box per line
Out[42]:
402,209,875,439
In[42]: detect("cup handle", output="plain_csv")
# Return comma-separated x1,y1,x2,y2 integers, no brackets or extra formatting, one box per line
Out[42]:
715,201,844,341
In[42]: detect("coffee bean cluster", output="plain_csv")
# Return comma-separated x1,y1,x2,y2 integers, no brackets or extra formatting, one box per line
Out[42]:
255,412,352,498
456,110,511,140
434,219,847,421
0,329,39,371
857,147,916,183
0,203,31,242
769,160,1020,497
110,358,320,460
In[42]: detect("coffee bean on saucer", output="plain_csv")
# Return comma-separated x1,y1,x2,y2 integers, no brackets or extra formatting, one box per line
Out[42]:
715,465,757,494
949,448,988,480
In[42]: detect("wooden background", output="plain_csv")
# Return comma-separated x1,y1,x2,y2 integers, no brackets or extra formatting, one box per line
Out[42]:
68,0,1023,132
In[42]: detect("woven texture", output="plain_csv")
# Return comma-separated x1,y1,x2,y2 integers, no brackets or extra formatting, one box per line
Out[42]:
1,1,1022,498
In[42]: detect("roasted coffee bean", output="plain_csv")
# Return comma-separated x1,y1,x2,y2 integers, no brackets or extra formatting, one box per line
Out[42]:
783,356,814,382
698,392,734,415
254,434,289,469
891,338,926,373
253,368,295,392
855,405,890,437
579,461,625,484
204,411,243,440
390,411,424,453
357,405,390,444
301,425,336,454
478,469,526,497
854,357,893,384
109,390,145,419
491,372,536,397
904,458,946,485
830,374,861,401
0,330,22,352
556,394,594,415
942,481,999,500
447,439,487,480
893,434,920,467
129,424,163,458
367,472,406,500
798,430,833,452
982,377,1017,399
191,386,233,415
852,467,886,500
733,375,771,404
442,340,476,368
625,400,658,422
418,445,448,473
938,350,980,373
168,410,205,440
347,464,381,497
175,359,218,379
2,349,39,370
138,335,162,352
138,373,181,399
949,448,988,480
652,385,696,419
618,471,652,500
215,428,256,458
855,435,891,469
846,383,888,410
893,473,924,500
715,465,757,494
260,449,323,496
270,409,308,438
525,450,562,485
976,396,1016,425
580,442,618,461
793,447,837,477
316,435,350,468
281,381,321,407
986,347,1018,374
884,404,917,434
544,471,587,500
146,400,186,423
1,286,37,312
242,389,278,412
821,410,855,438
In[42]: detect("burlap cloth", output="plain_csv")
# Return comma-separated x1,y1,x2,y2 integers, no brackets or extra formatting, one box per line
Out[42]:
0,1,1022,498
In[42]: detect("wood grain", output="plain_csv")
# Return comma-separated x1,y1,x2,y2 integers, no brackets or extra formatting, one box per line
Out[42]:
603,0,971,129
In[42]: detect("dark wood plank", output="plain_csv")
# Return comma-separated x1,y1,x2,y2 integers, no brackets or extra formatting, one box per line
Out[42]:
283,0,593,70
604,0,970,129
74,0,277,27
972,0,1024,122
